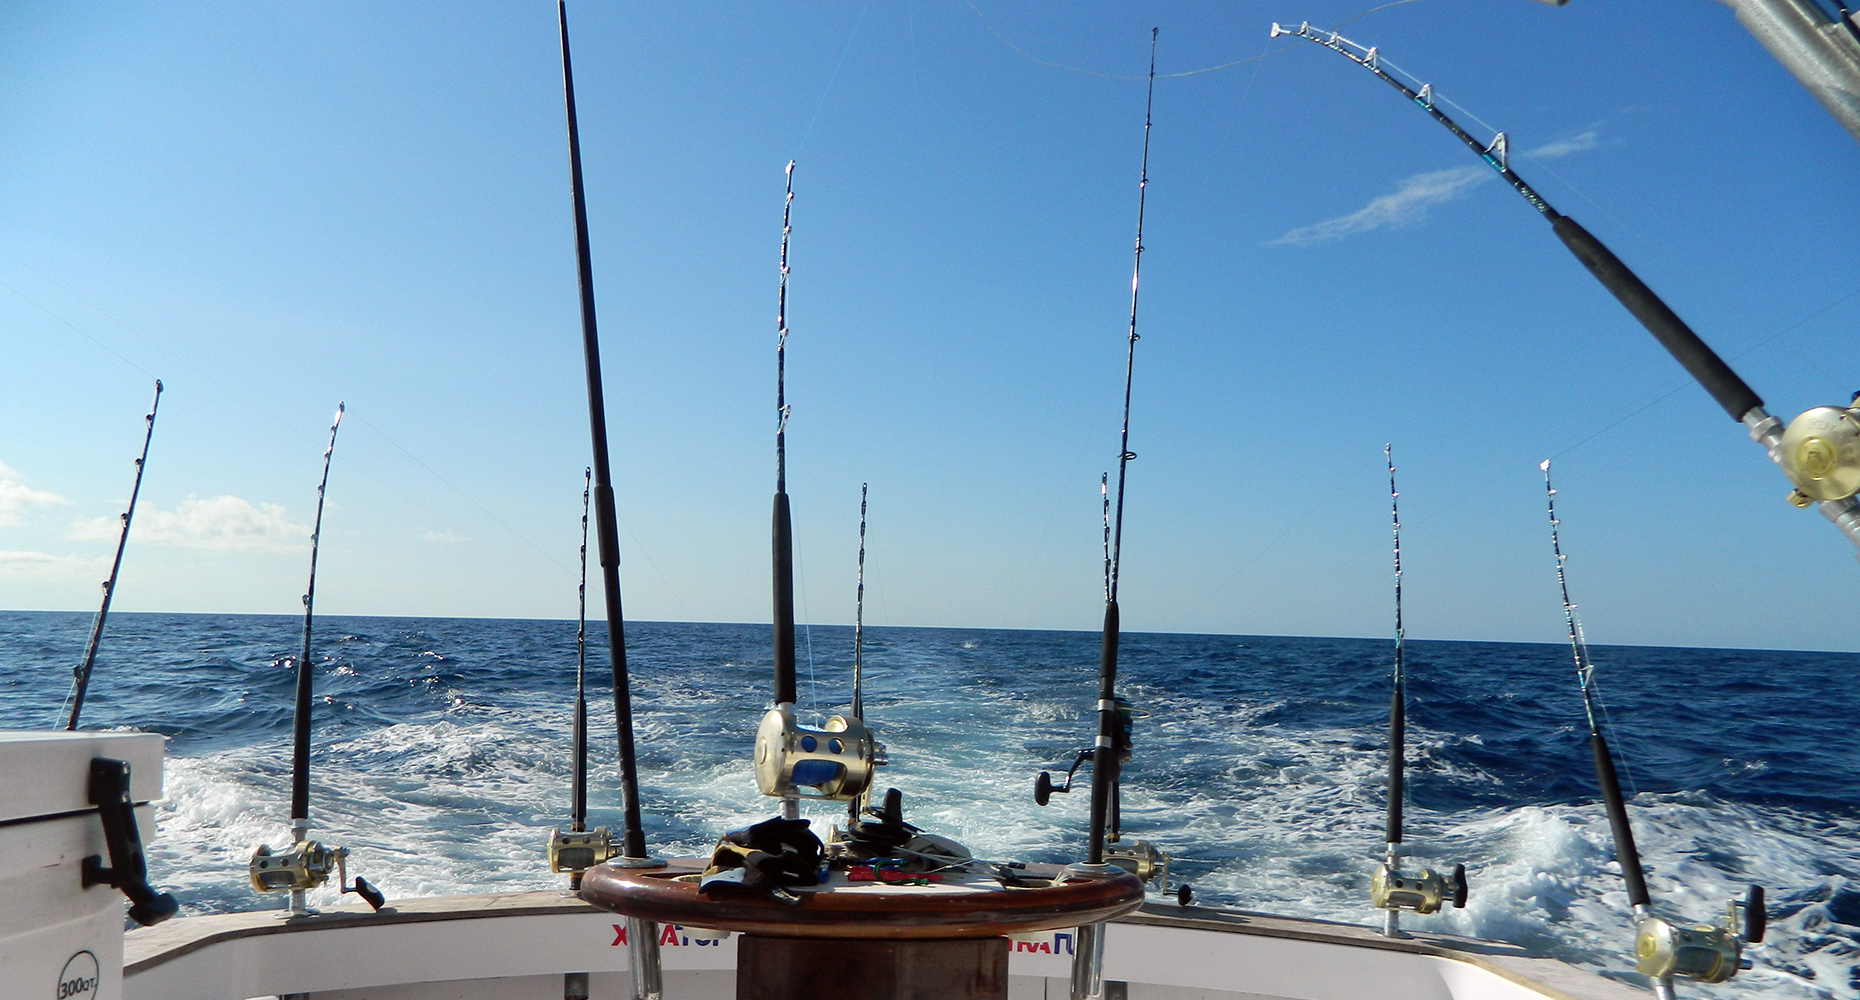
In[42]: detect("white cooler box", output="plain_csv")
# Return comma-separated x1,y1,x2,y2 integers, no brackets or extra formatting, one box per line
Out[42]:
0,731,170,1000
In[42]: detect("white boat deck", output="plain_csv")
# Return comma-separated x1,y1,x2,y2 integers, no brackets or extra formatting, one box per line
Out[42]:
124,893,1643,1000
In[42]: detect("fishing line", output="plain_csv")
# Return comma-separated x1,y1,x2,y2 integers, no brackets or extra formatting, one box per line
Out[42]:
1549,284,1860,461
963,0,1430,81
0,275,161,382
614,511,692,618
795,0,874,157
799,549,820,720
1183,465,1374,619
1,255,568,596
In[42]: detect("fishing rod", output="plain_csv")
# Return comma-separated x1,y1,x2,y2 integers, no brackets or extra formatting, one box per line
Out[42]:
548,469,612,893
575,467,591,832
1032,43,1177,903
773,160,799,724
555,4,662,996
852,482,868,723
247,403,383,916
1068,29,1160,1000
747,163,881,824
1273,23,1860,559
1541,460,1764,996
847,483,870,824
63,379,162,730
1369,445,1465,938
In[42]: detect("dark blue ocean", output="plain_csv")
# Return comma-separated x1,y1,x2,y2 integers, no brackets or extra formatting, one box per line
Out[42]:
3,611,1857,998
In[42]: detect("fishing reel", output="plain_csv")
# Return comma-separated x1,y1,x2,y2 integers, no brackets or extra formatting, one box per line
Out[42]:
1033,697,1136,805
547,826,616,874
754,704,883,801
249,840,385,911
1371,859,1468,915
1634,886,1765,985
1772,394,1860,508
1103,838,1171,888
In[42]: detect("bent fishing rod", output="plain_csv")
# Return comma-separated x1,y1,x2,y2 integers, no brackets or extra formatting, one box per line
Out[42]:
63,379,162,730
1541,460,1764,995
1370,446,1466,938
1275,23,1860,559
246,403,383,916
555,4,664,997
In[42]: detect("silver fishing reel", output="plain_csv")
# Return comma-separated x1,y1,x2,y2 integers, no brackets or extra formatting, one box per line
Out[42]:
754,704,883,801
1371,860,1467,915
1777,396,1860,507
1104,838,1171,888
1634,886,1765,985
249,840,385,910
547,827,616,874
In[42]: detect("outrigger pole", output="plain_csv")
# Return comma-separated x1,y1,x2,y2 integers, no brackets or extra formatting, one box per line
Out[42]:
1273,23,1860,558
556,3,664,996
63,379,162,730
1541,460,1763,996
1075,27,1159,1000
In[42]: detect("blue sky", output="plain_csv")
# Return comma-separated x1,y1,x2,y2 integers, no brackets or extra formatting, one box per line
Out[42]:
2,1,1856,650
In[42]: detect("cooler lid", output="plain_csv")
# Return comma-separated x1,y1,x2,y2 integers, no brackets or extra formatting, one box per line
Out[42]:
0,731,166,826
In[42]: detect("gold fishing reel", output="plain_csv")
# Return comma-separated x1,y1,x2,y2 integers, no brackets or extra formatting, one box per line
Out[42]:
1634,887,1765,984
1779,397,1860,507
754,704,884,801
547,827,616,874
249,839,385,910
1371,860,1467,915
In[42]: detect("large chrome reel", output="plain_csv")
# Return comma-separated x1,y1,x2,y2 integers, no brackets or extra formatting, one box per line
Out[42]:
753,704,882,801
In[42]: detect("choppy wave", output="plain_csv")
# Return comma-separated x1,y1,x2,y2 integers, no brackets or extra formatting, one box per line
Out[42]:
4,612,1857,999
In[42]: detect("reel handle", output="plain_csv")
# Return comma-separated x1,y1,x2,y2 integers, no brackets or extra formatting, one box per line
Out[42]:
1743,884,1766,944
347,875,386,911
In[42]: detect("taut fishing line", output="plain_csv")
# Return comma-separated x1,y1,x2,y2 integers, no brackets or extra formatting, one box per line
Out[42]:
963,0,1433,81
795,0,874,157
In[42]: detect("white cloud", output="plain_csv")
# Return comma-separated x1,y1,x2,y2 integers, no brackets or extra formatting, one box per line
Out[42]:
0,549,105,582
1271,166,1489,247
420,529,468,544
1526,131,1598,159
1272,130,1603,247
69,495,308,553
0,460,70,526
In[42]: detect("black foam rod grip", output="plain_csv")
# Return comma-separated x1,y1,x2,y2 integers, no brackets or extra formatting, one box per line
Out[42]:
1551,216,1763,422
771,493,797,707
1590,734,1652,908
1386,684,1405,845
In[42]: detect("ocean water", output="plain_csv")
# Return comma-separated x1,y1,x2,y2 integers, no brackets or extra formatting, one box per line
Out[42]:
3,610,1857,999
